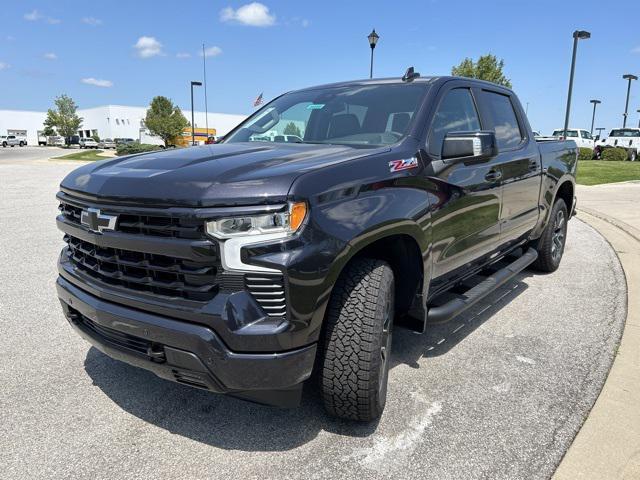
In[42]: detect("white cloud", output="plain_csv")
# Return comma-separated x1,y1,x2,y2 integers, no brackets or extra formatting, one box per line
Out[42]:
220,2,275,27
82,17,102,26
301,19,310,27
0,62,10,71
43,52,57,60
176,52,191,58
24,9,42,21
81,77,113,87
201,46,222,57
24,9,60,24
632,46,640,54
133,36,164,58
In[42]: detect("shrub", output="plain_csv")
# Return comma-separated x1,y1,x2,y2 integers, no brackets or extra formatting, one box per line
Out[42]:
116,143,163,156
601,147,628,162
578,147,594,161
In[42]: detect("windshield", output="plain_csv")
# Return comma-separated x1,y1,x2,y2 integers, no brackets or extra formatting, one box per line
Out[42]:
224,84,428,148
552,129,578,137
609,129,640,137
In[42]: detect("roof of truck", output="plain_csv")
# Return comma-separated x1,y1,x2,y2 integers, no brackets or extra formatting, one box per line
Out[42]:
293,75,515,94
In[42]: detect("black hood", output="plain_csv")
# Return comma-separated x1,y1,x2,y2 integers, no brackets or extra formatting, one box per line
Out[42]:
60,142,389,207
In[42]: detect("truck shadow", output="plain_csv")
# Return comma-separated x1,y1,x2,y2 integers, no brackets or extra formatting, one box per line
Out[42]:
83,271,530,451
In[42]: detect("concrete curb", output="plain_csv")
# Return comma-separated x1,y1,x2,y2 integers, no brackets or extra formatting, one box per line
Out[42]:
553,209,640,480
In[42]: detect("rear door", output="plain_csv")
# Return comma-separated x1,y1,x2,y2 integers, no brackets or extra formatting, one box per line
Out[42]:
423,83,503,287
477,88,541,245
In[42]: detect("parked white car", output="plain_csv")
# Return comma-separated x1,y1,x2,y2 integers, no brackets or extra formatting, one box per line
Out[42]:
1,135,27,147
596,128,640,161
79,137,99,149
550,128,595,149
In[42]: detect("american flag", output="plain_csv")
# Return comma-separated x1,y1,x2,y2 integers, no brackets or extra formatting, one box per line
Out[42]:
253,92,263,107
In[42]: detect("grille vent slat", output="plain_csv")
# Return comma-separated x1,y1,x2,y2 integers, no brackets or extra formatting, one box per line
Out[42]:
244,275,287,317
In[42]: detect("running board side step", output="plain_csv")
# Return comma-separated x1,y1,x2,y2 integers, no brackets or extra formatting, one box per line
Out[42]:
427,248,538,324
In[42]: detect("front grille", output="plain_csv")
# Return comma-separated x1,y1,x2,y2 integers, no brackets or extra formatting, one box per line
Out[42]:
244,274,287,317
59,202,205,239
64,234,219,301
71,309,152,356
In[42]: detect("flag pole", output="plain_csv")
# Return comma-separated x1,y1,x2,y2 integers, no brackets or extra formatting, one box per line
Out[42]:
202,43,209,135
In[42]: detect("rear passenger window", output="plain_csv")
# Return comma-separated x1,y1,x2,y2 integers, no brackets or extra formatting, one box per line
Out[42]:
482,91,523,149
429,88,481,156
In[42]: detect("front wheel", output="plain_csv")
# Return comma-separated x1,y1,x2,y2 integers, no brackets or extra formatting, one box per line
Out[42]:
531,199,568,273
320,258,395,421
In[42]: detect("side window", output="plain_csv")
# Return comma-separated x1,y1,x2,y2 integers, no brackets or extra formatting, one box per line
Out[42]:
481,91,523,149
581,131,592,139
429,88,481,156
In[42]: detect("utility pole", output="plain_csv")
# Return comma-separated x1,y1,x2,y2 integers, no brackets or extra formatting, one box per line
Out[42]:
203,44,209,135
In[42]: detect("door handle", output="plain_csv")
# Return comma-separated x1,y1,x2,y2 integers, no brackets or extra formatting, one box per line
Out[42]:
485,170,502,181
528,159,538,171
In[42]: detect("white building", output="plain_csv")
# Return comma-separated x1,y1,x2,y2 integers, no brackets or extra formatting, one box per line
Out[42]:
0,105,246,145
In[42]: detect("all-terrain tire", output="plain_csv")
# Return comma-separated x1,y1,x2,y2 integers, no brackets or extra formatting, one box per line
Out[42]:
320,258,394,421
531,198,568,273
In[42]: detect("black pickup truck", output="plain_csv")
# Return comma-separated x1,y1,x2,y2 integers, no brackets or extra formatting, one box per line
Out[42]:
56,72,577,421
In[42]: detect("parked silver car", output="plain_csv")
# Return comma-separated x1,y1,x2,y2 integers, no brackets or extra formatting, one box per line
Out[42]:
98,138,116,149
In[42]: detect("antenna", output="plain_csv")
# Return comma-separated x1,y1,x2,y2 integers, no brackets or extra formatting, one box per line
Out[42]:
402,66,420,82
202,43,209,134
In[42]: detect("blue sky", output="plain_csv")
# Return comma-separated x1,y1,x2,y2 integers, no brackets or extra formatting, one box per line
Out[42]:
1,0,639,135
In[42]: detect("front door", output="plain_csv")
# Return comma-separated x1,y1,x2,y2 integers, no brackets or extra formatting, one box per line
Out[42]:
423,84,503,291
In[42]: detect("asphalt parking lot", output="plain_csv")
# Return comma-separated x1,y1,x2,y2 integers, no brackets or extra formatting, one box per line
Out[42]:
0,152,627,480
0,145,67,164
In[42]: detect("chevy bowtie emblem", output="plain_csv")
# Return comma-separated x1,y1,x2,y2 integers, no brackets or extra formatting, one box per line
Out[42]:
80,208,118,233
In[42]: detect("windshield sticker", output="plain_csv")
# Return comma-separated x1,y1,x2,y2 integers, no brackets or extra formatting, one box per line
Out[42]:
307,103,325,110
389,158,418,172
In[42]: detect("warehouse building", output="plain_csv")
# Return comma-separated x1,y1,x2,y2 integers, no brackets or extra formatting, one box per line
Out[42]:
0,105,246,145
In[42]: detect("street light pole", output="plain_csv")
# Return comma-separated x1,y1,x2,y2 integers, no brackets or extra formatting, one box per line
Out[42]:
190,81,202,146
589,99,601,135
562,30,590,139
595,127,605,140
367,29,379,79
637,109,640,128
622,74,638,128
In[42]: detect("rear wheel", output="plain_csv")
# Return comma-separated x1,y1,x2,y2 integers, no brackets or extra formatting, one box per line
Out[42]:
531,199,568,273
630,150,638,162
320,258,394,421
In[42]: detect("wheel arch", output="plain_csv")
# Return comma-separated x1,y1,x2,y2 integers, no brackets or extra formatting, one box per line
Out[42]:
329,224,427,321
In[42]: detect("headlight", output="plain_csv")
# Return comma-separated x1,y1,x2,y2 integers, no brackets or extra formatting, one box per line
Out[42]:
206,201,307,239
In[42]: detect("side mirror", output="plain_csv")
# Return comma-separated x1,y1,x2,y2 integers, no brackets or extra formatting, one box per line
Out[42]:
442,131,498,161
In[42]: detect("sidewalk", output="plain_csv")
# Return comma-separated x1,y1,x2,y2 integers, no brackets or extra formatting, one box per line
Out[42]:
554,182,640,479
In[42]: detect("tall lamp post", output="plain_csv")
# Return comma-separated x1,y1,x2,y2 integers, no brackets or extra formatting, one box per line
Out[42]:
622,74,638,127
562,30,591,138
637,108,640,128
190,81,202,146
368,29,379,79
589,99,601,135
595,127,605,140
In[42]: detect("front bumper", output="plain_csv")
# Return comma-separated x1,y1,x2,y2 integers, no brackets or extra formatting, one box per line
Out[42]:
57,276,317,407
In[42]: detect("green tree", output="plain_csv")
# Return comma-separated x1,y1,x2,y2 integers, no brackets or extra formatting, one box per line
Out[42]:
144,96,189,147
44,94,83,144
283,121,302,138
451,54,512,88
42,125,56,136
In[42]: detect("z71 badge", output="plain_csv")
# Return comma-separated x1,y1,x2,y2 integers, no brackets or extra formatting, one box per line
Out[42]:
388,157,418,172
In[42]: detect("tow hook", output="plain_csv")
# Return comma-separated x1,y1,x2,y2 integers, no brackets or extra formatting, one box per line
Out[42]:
147,343,166,363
